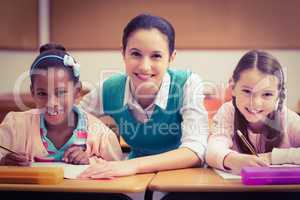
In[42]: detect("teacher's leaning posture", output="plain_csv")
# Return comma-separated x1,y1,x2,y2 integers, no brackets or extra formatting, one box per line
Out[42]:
79,13,208,179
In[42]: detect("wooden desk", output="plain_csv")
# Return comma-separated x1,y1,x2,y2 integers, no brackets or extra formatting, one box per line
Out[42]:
149,168,300,192
0,173,154,193
120,136,131,153
0,173,154,200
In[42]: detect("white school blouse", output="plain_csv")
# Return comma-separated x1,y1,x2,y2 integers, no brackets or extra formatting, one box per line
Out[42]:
80,71,208,161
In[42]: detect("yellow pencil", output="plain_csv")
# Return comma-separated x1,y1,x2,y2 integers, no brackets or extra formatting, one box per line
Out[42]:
237,130,259,157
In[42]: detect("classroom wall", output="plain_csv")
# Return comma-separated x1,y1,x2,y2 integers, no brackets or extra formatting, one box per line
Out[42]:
0,49,299,111
0,0,300,111
49,0,300,49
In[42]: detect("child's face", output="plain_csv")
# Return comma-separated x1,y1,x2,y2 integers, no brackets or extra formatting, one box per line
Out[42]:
31,68,79,126
123,28,175,94
233,68,280,123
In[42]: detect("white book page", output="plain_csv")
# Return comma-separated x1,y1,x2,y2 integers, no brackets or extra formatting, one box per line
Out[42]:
270,164,300,168
213,168,241,180
31,162,89,179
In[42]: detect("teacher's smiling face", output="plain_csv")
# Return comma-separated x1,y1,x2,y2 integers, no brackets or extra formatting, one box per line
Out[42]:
123,28,176,96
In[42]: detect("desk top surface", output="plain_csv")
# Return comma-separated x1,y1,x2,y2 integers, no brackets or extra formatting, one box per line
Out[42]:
0,173,155,193
149,168,300,192
3,168,300,193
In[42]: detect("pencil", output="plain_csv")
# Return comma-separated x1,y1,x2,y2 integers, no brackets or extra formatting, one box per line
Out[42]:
0,145,19,155
237,130,259,157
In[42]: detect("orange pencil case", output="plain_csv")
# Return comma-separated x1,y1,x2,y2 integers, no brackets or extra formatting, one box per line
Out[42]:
0,166,64,184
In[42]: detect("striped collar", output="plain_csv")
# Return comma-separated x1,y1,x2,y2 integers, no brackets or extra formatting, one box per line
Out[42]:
40,106,88,136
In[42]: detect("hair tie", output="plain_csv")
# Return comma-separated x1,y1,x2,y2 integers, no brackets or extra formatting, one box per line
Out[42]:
30,55,80,78
63,55,80,77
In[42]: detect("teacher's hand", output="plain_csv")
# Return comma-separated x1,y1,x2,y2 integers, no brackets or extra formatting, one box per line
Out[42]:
78,160,139,179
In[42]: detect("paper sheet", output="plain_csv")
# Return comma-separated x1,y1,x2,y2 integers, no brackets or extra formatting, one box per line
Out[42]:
31,162,89,179
213,168,241,180
270,164,300,168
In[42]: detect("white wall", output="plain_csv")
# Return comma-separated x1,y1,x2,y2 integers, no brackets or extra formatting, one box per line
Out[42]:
0,49,299,111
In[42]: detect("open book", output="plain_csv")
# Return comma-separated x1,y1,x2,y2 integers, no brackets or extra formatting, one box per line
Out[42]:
31,162,89,179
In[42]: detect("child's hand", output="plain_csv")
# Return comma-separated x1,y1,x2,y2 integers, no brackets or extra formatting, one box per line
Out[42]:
0,152,31,166
224,152,269,174
258,152,272,164
63,145,89,165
